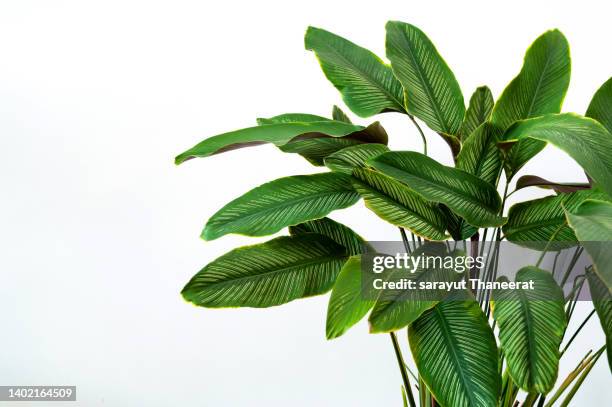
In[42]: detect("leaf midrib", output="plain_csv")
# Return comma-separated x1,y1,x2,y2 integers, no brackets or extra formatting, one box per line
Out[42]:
208,188,357,233
516,288,538,390
433,305,480,406
321,43,405,111
394,30,450,133
376,162,499,217
205,254,348,290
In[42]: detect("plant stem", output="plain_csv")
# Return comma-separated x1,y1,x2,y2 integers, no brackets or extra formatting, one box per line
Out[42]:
400,228,412,254
469,233,480,295
390,332,417,407
408,115,428,155
560,309,596,356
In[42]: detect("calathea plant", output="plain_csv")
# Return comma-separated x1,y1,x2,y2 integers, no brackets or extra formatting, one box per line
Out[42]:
176,21,612,406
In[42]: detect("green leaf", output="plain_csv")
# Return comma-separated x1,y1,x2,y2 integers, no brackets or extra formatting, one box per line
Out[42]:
566,199,612,291
515,175,591,194
585,268,612,372
352,168,448,240
490,29,570,178
409,295,501,407
439,205,478,241
456,123,503,186
305,26,405,117
182,234,349,308
256,113,328,125
460,86,494,141
289,217,368,257
368,151,505,227
175,119,385,164
261,117,388,166
504,113,612,197
203,173,360,241
326,256,374,339
503,189,607,243
385,21,465,136
368,243,460,333
332,105,352,123
491,267,567,393
324,143,390,174
256,115,388,166
586,77,612,134
278,136,363,166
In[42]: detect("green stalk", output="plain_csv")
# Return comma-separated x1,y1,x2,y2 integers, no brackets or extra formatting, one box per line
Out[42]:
390,332,417,407
560,309,596,356
544,349,596,407
408,114,428,156
558,345,606,407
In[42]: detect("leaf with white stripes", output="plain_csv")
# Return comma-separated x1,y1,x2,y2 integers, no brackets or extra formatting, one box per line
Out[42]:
182,234,349,308
586,77,612,134
491,266,567,393
490,29,570,179
504,113,612,197
352,167,448,240
585,268,612,372
408,294,501,407
456,122,503,186
385,21,465,136
503,189,607,243
460,86,494,141
332,105,352,123
566,199,612,292
289,217,369,257
326,256,375,339
305,26,405,117
368,243,460,333
368,151,505,227
324,143,390,174
203,173,360,240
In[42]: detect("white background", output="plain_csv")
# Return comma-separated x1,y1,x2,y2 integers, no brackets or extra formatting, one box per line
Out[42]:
1,0,610,405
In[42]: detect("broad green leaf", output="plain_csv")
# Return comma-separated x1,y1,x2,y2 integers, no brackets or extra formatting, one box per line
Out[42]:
332,105,352,123
326,256,374,339
324,143,390,174
256,113,328,125
566,199,612,291
409,295,501,407
256,115,388,166
289,217,368,256
368,151,505,227
279,136,363,166
515,175,591,194
385,21,465,136
504,113,612,197
368,243,460,333
456,123,503,186
274,119,388,165
175,120,384,164
203,173,359,240
305,26,405,117
182,234,348,308
586,77,612,134
490,30,570,178
439,205,478,241
460,86,494,141
585,268,612,372
352,168,448,240
491,267,567,393
503,190,607,243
